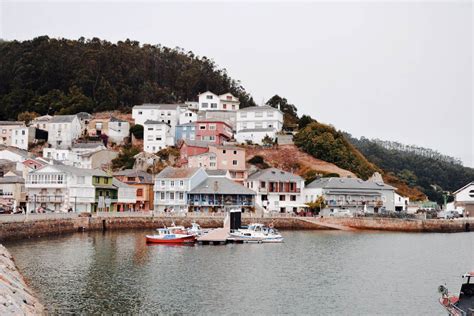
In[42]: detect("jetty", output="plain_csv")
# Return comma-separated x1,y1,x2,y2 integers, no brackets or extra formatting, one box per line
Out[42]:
197,227,229,245
298,217,357,231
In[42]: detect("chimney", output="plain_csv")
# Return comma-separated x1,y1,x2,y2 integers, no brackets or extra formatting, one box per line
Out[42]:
213,180,219,192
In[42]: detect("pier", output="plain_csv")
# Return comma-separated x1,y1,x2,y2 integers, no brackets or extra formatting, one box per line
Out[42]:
196,227,229,245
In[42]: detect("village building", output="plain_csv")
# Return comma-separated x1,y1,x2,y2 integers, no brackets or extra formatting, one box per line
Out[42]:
46,115,82,149
188,176,255,213
235,105,283,145
304,177,396,214
113,169,154,211
132,104,180,136
0,146,31,172
179,140,212,164
178,106,197,125
453,182,474,217
195,119,233,145
187,145,247,183
175,123,196,144
197,110,237,130
143,120,174,153
245,168,306,214
394,192,409,212
0,171,26,211
30,115,53,131
87,116,130,145
198,91,240,111
0,121,26,147
112,178,137,212
11,126,35,150
153,167,208,212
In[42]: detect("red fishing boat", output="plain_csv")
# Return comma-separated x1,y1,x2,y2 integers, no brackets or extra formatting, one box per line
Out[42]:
146,226,196,244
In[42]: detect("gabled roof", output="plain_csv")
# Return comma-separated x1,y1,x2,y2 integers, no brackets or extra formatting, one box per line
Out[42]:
0,146,30,158
237,128,276,133
72,142,105,149
0,121,25,126
189,176,255,195
0,176,24,184
113,169,153,183
205,169,228,177
31,164,110,177
182,140,212,148
198,91,218,97
196,118,232,126
49,115,78,123
177,122,196,127
143,120,171,126
76,112,92,120
156,166,202,179
238,105,282,113
453,182,474,195
109,116,127,123
133,104,182,110
112,178,134,189
306,177,395,190
247,168,303,182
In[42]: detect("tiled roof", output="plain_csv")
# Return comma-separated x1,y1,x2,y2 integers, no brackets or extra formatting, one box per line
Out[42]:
133,104,182,110
306,177,395,190
113,169,153,183
183,140,212,148
72,142,105,149
247,168,303,182
205,169,228,176
189,177,255,195
177,122,196,127
110,116,127,123
156,166,202,179
0,121,24,126
0,146,30,158
31,164,110,177
143,120,170,126
238,105,281,113
237,128,276,133
112,178,134,188
0,176,24,184
49,115,78,123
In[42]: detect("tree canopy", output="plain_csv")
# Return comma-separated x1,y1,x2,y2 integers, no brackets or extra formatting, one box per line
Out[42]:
0,36,256,119
266,95,299,130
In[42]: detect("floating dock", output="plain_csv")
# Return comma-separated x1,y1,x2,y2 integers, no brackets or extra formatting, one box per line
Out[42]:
196,228,229,245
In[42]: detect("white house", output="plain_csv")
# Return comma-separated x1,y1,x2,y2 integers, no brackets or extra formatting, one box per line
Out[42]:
235,128,277,145
178,106,197,125
108,117,130,144
30,115,52,131
25,164,106,213
453,182,474,217
198,91,240,111
11,126,35,150
0,121,26,147
394,192,409,212
143,120,174,153
236,105,283,132
245,168,306,214
304,177,396,214
47,115,82,149
112,178,137,212
132,104,180,136
153,166,208,212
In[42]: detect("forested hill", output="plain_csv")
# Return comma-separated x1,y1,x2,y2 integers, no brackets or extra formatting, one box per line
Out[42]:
346,135,474,204
0,36,256,120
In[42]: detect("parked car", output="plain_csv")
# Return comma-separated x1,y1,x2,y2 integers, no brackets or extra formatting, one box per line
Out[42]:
329,209,352,217
437,211,460,219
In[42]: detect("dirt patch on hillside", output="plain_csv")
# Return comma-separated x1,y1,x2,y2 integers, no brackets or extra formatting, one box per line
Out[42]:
246,144,355,178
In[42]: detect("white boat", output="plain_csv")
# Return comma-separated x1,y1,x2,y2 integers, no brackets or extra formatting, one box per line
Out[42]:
186,222,212,237
229,223,284,243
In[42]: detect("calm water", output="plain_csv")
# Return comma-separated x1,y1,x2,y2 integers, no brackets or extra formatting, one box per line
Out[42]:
5,230,474,315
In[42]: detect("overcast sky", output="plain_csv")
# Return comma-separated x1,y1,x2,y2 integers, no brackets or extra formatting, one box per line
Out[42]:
1,1,472,167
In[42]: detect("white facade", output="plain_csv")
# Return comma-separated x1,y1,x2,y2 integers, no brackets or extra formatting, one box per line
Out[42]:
245,168,306,213
178,108,197,125
43,148,72,162
153,167,208,212
108,119,130,144
454,182,474,203
394,193,409,211
132,104,180,137
25,165,98,213
235,128,277,145
143,121,174,153
198,91,240,111
30,115,52,131
47,115,82,149
236,105,283,132
11,126,34,150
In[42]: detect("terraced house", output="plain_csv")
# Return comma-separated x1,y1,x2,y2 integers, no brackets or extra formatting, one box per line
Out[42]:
113,169,154,211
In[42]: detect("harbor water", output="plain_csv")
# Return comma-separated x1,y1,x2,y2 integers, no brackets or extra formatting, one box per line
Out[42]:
5,230,474,315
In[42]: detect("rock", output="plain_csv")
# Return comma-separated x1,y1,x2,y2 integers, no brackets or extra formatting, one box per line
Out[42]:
0,245,44,315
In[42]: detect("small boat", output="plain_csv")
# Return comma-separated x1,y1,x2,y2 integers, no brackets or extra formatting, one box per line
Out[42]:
186,222,211,237
229,223,284,243
438,272,474,315
146,227,196,244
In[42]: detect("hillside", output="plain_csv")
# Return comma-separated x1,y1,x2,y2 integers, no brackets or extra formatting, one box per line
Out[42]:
246,144,355,179
0,36,256,120
346,135,474,204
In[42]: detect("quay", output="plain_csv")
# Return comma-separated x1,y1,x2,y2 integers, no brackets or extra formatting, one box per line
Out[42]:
0,212,473,241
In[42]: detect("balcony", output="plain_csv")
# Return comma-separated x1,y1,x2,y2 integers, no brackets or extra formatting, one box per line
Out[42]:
259,187,301,193
326,200,380,207
31,195,64,203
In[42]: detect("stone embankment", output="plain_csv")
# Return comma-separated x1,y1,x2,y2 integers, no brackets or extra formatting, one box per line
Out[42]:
0,213,473,241
0,245,44,315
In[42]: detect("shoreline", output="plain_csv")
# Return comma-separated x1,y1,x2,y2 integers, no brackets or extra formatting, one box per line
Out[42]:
0,213,472,242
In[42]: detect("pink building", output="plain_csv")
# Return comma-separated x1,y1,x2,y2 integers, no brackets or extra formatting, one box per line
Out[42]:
179,140,210,165
187,144,247,182
195,119,233,145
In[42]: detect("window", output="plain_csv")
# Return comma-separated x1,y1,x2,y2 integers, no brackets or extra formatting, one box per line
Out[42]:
199,125,206,130
156,137,162,141
167,112,171,116
222,150,226,154
206,95,213,99
232,105,235,110
137,189,143,197
138,111,143,115
179,180,184,187
255,122,263,128
290,195,296,201
233,150,237,154
201,103,208,108
232,160,238,165
255,112,263,118
261,181,266,188
223,104,227,109
170,192,175,200
127,177,135,182
96,122,103,129
279,195,286,201
209,124,216,130
210,162,216,167
170,181,175,187
211,103,217,109
267,111,274,117
179,192,184,200
147,127,153,131
262,195,268,201
160,192,165,200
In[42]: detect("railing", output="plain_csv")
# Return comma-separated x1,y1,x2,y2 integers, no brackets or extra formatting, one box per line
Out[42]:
32,195,64,203
258,188,301,193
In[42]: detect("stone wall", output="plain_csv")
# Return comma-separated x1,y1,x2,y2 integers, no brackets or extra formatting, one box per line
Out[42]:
0,245,44,315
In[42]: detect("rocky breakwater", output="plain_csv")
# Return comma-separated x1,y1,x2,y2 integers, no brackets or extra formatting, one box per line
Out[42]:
0,244,44,315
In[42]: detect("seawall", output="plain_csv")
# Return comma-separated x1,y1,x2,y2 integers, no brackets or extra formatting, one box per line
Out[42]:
0,214,473,241
0,244,44,315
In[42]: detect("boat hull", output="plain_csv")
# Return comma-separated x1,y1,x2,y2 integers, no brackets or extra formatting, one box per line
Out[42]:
146,235,196,244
